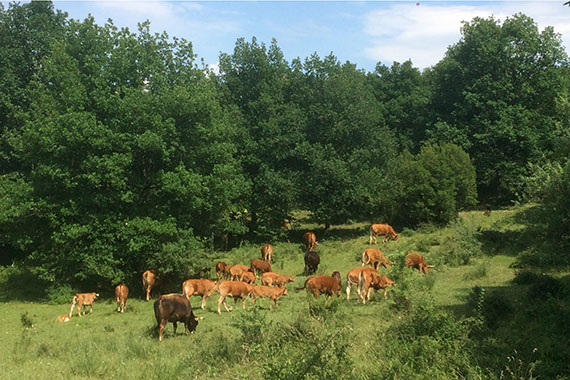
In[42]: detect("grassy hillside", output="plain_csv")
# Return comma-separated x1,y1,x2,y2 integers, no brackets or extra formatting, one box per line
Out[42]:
1,205,569,379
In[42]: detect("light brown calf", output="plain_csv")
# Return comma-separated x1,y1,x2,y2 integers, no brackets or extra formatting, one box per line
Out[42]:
229,264,250,281
296,272,342,299
182,279,218,309
261,272,295,287
251,285,288,310
142,270,157,301
69,292,99,317
217,281,254,314
261,244,273,263
346,267,378,301
215,261,227,281
358,272,395,304
369,224,399,244
240,271,257,284
303,232,318,251
361,249,392,270
57,314,71,323
115,284,129,313
405,253,432,274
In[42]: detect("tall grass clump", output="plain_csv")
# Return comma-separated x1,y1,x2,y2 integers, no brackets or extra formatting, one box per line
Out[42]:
438,216,482,265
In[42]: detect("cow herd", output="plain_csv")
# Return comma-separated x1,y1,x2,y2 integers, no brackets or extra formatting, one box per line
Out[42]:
58,223,432,341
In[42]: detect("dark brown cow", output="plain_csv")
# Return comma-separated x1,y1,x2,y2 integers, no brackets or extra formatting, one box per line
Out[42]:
261,244,273,263
304,251,320,275
154,293,200,341
369,224,399,244
361,249,392,270
251,285,288,310
182,279,217,310
69,292,99,317
229,264,250,281
303,232,318,251
404,252,432,274
115,284,129,313
250,259,272,276
217,281,254,314
261,272,295,287
358,272,395,304
296,271,342,299
142,270,157,301
215,261,227,281
346,267,377,301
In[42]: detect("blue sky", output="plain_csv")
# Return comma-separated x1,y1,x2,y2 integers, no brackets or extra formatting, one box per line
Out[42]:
45,1,570,73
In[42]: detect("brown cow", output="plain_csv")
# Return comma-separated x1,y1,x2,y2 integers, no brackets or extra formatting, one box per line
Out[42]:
361,249,392,270
69,292,99,317
295,271,342,299
483,209,491,217
250,259,272,276
115,284,129,313
346,267,378,301
215,261,227,281
240,271,257,284
142,270,157,301
405,253,432,274
251,285,288,310
154,293,200,342
358,272,395,304
304,250,320,275
369,224,399,244
229,264,250,281
217,281,254,314
303,232,318,251
261,244,274,263
182,279,217,310
57,314,71,323
261,272,295,287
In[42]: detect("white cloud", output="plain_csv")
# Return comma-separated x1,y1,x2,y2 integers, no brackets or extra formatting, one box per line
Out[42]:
363,3,570,69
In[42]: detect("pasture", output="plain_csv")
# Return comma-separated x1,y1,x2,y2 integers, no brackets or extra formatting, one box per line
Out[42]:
1,206,569,379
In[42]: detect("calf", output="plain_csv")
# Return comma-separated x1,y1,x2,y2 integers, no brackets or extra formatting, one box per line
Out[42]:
361,249,392,270
405,253,432,274
217,281,254,314
296,271,342,299
229,264,250,281
304,251,320,275
215,261,227,281
154,293,200,342
250,259,272,276
251,285,288,310
69,292,99,317
261,243,273,263
369,224,399,244
142,269,157,301
240,271,257,284
358,272,395,304
261,272,295,287
57,314,71,323
303,232,318,251
115,284,129,313
346,267,377,301
182,279,217,310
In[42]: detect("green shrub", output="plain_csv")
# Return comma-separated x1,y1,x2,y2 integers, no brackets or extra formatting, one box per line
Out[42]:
46,283,75,304
438,216,482,265
464,262,488,280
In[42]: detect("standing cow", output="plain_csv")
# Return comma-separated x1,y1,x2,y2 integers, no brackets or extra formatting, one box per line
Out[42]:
250,259,272,276
215,261,227,281
217,281,254,314
346,267,378,301
361,249,393,270
154,293,200,341
304,251,320,275
405,252,433,274
303,232,318,251
358,272,395,304
261,244,273,263
115,284,129,313
182,279,217,310
142,270,157,301
296,271,342,299
251,285,288,311
369,224,399,244
69,292,99,317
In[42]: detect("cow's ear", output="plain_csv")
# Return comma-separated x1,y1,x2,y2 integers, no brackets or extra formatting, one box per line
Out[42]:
195,316,204,321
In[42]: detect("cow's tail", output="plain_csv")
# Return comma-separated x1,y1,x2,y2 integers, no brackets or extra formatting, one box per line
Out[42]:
69,295,78,317
154,297,162,327
295,278,310,291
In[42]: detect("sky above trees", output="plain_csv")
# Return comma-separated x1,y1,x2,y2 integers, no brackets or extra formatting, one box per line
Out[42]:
51,0,570,72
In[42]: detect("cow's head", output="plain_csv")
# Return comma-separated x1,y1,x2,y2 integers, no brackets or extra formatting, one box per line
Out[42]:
331,271,342,286
282,288,289,296
392,233,399,241
187,314,201,333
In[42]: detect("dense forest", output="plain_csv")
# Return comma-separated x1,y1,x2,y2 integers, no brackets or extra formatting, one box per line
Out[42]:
1,1,569,288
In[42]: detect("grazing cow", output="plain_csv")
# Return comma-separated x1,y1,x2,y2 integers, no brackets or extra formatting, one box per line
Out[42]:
261,272,295,287
69,292,99,317
229,264,250,281
483,209,491,217
217,281,254,314
251,285,288,310
404,253,432,274
57,314,71,323
154,293,200,342
250,259,272,276
142,270,157,301
296,271,342,299
303,232,318,251
304,251,320,275
346,267,378,301
261,244,274,263
215,261,227,281
182,279,217,310
358,272,395,304
115,284,129,313
361,249,392,270
240,271,257,284
369,224,399,244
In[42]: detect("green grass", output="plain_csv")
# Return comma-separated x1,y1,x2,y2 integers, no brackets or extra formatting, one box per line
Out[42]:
1,206,569,379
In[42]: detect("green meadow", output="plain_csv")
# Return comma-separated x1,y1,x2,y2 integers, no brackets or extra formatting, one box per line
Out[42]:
1,206,569,380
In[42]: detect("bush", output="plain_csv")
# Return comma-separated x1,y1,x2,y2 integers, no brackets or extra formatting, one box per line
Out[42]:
46,283,75,304
438,216,482,265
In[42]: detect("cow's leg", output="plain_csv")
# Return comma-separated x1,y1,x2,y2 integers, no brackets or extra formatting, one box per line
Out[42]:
158,319,167,341
241,296,247,310
346,283,351,301
367,287,373,301
313,290,320,299
172,322,178,335
145,288,150,302
89,304,93,314
201,295,207,310
383,288,388,300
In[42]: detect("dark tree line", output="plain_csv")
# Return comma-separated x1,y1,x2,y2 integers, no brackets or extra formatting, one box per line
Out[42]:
0,2,568,285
